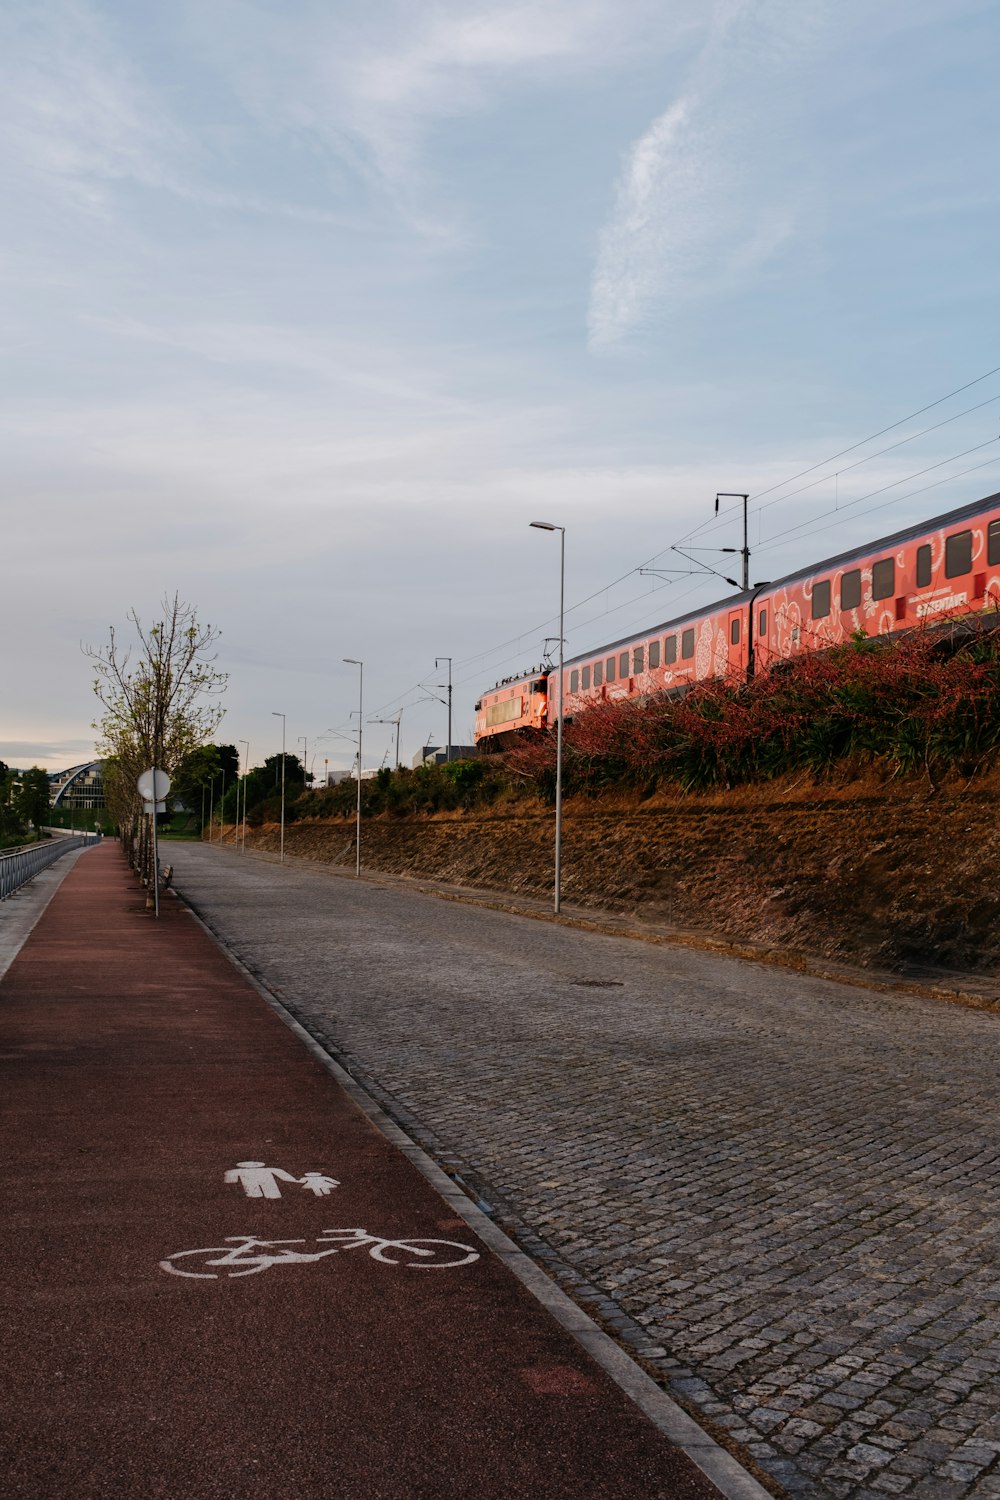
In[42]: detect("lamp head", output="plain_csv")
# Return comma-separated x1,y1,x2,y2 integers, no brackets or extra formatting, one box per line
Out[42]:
530,521,556,531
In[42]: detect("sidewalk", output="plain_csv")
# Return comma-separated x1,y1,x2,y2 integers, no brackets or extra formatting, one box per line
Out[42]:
0,841,747,1500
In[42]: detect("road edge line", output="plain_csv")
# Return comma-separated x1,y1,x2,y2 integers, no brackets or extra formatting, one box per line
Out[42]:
175,889,778,1500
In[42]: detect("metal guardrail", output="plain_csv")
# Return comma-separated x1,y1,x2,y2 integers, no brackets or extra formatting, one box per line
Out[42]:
0,833,101,902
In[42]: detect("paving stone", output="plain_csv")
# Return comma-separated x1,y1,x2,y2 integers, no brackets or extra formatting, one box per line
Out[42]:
171,846,1000,1500
847,1445,895,1469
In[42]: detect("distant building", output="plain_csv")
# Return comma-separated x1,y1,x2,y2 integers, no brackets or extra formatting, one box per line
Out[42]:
411,745,478,769
48,762,105,810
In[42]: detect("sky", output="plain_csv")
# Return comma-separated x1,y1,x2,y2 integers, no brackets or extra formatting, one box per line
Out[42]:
3,0,1000,775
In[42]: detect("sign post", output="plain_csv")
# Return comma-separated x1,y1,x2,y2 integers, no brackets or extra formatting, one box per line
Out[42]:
137,768,171,918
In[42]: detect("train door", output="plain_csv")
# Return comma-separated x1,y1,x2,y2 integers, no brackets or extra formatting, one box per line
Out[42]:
726,610,745,678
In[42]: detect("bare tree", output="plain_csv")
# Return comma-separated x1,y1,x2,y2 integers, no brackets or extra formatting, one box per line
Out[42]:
85,595,227,878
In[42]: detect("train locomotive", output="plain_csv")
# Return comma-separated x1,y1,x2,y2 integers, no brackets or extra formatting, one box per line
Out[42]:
474,489,1000,747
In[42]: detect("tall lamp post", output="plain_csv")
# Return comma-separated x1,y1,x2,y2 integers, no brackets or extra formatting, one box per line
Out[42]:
343,659,363,877
435,657,453,762
238,739,250,854
530,521,565,915
271,712,286,863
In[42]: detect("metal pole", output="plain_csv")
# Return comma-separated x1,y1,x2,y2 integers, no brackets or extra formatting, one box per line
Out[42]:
716,492,750,591
343,659,363,876
239,740,249,853
530,523,565,915
555,528,564,915
151,760,161,920
436,657,453,762
272,713,285,862
208,777,214,844
219,771,225,843
299,736,308,793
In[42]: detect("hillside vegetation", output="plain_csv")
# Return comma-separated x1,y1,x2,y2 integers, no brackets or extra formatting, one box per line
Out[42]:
216,626,1000,979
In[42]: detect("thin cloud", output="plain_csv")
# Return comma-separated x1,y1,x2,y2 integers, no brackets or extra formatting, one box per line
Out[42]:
186,0,696,235
588,0,824,347
0,1,353,225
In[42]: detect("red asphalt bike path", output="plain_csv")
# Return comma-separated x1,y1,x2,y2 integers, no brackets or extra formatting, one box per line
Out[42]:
0,842,724,1500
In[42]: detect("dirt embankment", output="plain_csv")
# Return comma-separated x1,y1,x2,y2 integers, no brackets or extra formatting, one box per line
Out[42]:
228,773,1000,977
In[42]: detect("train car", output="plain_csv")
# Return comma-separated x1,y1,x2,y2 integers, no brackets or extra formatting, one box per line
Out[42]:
474,490,1000,749
474,669,549,748
756,490,1000,666
555,590,755,723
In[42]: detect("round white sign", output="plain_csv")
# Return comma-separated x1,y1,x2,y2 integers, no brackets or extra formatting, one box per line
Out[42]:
137,768,171,801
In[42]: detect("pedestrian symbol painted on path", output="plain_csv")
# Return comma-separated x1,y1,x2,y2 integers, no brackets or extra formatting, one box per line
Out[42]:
224,1162,341,1199
300,1172,340,1196
225,1162,303,1199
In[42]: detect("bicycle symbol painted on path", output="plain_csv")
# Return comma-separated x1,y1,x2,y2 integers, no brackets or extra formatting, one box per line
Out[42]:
160,1228,481,1279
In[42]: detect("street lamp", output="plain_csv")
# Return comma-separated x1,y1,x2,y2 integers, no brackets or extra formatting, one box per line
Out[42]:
271,712,286,863
238,739,250,854
530,521,565,915
343,659,363,877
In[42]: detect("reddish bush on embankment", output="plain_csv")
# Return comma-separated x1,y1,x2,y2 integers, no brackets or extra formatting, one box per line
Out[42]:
502,624,1000,795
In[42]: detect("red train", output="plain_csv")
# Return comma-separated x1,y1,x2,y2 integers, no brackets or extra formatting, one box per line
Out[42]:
474,489,1000,746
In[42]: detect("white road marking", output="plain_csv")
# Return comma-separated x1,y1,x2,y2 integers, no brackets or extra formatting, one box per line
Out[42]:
224,1161,303,1198
160,1229,480,1279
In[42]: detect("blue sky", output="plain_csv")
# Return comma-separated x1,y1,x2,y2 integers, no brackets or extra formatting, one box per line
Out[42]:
3,0,999,773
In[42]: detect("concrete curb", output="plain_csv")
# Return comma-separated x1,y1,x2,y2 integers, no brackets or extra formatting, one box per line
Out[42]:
175,886,778,1500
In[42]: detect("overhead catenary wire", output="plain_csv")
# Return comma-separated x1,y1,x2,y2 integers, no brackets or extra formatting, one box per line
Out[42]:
754,438,1000,553
753,452,1000,558
332,363,1000,728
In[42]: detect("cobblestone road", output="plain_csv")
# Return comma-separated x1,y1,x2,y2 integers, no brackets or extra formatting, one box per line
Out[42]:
171,845,1000,1500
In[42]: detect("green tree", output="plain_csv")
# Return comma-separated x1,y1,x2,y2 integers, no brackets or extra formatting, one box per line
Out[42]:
0,764,23,840
85,595,227,876
16,767,51,832
228,754,304,821
172,743,240,817
172,744,222,812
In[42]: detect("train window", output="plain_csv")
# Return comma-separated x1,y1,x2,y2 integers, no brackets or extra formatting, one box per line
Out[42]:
758,609,767,637
990,519,1000,566
664,634,677,664
730,617,741,645
593,659,603,687
570,669,579,694
633,645,644,674
945,530,972,578
811,580,831,619
916,546,932,588
681,628,695,660
648,639,661,669
872,558,895,601
619,651,629,678
840,570,861,610
606,656,616,683
581,665,591,690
